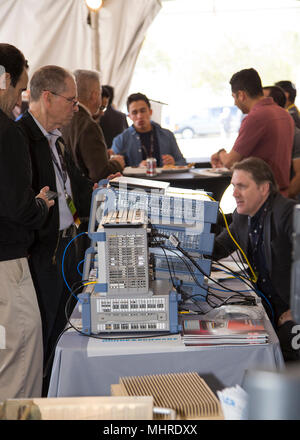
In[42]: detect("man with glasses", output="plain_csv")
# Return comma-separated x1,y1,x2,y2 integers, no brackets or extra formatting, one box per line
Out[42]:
61,69,125,184
17,65,92,395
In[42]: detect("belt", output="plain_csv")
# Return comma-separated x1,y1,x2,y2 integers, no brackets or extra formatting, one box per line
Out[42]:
59,224,76,238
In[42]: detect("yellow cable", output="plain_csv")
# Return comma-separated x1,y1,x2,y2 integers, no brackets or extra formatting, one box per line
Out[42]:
166,190,258,283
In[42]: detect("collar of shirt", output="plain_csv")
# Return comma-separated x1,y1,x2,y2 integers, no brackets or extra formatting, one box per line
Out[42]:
248,196,270,230
28,110,61,138
28,110,62,148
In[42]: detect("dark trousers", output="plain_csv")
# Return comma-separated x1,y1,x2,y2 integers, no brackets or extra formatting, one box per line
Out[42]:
29,229,90,394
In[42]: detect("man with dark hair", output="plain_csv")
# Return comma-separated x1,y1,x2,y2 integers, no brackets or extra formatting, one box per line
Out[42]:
213,157,299,361
111,92,186,167
263,86,300,199
99,84,128,148
61,69,124,183
263,85,287,109
98,85,110,119
0,44,54,400
211,68,294,196
17,65,92,394
275,80,300,129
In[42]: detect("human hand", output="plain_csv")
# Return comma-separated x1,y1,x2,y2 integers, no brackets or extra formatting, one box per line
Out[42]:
211,152,223,168
106,172,122,181
162,154,175,166
96,172,122,189
278,309,293,326
139,160,147,167
36,186,55,209
110,154,125,169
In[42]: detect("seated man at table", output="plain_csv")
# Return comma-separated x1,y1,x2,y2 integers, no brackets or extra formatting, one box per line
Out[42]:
213,157,299,362
111,92,186,167
211,68,294,196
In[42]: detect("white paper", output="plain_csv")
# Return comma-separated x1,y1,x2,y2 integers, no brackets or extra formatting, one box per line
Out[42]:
217,385,248,420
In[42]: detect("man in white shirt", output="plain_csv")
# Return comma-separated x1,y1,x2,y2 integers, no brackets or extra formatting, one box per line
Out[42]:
17,65,90,394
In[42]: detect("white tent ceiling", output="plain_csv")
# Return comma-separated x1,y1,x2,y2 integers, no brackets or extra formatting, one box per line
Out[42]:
0,0,162,107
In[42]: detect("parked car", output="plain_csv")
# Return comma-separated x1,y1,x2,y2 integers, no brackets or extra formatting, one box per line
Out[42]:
174,106,242,138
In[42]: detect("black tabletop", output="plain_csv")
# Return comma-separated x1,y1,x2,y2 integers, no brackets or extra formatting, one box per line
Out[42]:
124,169,232,202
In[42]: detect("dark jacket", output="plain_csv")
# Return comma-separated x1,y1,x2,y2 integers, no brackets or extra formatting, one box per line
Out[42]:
61,104,123,182
99,104,128,148
0,109,48,261
213,192,297,306
17,111,93,257
288,104,300,130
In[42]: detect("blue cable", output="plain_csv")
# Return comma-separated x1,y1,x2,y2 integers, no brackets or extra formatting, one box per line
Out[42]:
253,288,275,325
77,258,96,276
76,259,85,276
61,231,87,302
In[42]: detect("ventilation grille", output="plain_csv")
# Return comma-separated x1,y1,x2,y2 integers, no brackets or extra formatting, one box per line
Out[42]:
114,372,223,420
107,233,147,289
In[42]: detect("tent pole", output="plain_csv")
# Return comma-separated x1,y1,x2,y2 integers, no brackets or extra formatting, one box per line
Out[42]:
90,10,100,71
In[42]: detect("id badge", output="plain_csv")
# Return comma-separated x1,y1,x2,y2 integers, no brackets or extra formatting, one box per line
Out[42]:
65,193,81,228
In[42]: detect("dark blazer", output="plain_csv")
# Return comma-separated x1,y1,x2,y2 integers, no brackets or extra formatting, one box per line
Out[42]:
0,109,48,261
17,111,93,257
99,104,128,149
61,104,123,182
213,192,297,306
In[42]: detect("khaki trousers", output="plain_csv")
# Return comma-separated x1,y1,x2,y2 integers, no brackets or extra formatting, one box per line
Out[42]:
0,258,43,400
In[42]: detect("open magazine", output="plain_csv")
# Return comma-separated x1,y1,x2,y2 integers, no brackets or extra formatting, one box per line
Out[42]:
182,318,268,346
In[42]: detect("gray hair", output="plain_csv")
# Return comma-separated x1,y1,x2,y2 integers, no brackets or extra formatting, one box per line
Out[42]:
30,65,74,101
73,69,101,102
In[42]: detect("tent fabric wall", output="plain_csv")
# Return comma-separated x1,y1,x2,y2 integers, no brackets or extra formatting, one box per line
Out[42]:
98,0,162,107
0,0,162,108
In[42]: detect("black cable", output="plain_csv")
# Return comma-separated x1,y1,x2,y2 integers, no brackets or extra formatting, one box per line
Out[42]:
216,244,274,320
161,241,256,310
160,246,208,294
154,244,254,312
152,237,177,290
211,259,254,289
151,233,255,314
213,239,251,282
176,243,253,296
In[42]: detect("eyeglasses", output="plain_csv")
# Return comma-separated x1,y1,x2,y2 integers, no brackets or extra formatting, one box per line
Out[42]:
100,105,107,112
45,90,79,107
